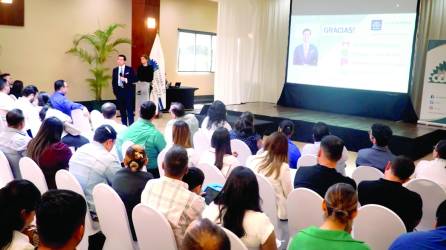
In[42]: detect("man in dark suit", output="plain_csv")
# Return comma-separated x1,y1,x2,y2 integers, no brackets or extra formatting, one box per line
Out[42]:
358,156,423,232
112,54,136,125
293,28,318,66
294,135,356,197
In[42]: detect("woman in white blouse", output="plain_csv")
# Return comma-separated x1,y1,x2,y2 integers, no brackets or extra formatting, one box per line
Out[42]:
198,127,240,177
203,166,277,250
171,120,197,166
248,132,292,220
201,100,232,137
414,140,446,191
0,180,41,250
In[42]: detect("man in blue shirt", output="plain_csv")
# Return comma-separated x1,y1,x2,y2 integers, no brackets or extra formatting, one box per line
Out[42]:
356,123,396,172
279,120,301,168
50,80,87,117
390,200,446,249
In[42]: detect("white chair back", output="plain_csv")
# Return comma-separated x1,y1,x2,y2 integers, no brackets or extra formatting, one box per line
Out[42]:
353,204,406,250
230,139,252,166
157,148,168,176
71,109,92,136
121,140,135,160
0,150,14,187
0,109,7,132
404,178,446,231
256,174,278,229
287,188,324,237
19,157,48,194
196,162,226,188
193,129,211,154
92,183,135,250
352,166,384,184
221,227,248,250
90,110,104,130
289,168,297,185
55,170,99,250
132,204,178,250
297,154,317,168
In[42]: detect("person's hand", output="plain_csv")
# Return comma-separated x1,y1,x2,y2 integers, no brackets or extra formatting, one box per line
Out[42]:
120,76,127,83
82,107,89,117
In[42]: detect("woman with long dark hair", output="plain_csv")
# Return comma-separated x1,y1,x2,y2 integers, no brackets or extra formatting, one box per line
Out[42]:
203,166,277,249
201,100,231,136
9,80,23,99
27,117,72,189
230,111,262,154
198,127,239,177
248,132,292,220
0,180,41,250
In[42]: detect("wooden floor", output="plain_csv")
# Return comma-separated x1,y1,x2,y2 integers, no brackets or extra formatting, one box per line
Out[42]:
225,102,442,139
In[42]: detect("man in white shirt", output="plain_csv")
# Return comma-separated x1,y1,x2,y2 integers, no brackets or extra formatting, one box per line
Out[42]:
69,125,121,217
0,109,31,178
14,85,41,133
99,102,127,134
141,145,205,247
414,140,446,191
164,102,199,144
302,122,348,174
0,77,15,111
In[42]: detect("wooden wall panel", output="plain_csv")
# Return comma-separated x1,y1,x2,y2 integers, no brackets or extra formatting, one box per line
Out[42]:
0,0,25,26
131,0,160,68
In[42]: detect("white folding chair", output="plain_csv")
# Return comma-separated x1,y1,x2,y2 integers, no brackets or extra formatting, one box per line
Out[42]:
352,166,384,184
230,139,252,166
221,227,248,250
297,154,317,169
157,148,168,176
197,162,226,188
193,129,211,154
121,140,135,160
256,174,278,229
0,109,7,132
0,150,14,187
71,109,92,136
404,178,446,231
90,110,105,130
287,188,324,237
353,204,406,250
132,204,178,250
289,168,297,185
92,183,136,250
19,157,48,194
56,170,99,250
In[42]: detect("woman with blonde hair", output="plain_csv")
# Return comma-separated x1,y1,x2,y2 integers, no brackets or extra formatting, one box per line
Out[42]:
112,144,153,240
248,131,292,220
289,183,370,250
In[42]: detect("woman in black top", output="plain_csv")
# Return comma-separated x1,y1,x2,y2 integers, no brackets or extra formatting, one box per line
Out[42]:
137,54,154,92
112,144,153,240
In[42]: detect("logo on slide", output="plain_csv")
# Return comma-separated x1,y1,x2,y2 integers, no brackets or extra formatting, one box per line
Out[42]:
371,20,382,31
429,61,446,84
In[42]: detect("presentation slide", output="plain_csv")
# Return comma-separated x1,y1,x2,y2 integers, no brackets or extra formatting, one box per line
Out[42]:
286,1,418,93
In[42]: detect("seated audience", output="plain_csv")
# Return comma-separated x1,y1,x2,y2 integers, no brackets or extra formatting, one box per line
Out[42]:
37,92,71,123
0,180,41,250
182,167,205,195
0,109,31,179
230,111,262,154
414,140,446,191
165,102,199,144
358,156,422,232
356,123,395,172
199,127,240,177
289,183,370,250
301,122,349,174
27,117,72,189
203,166,277,250
248,132,292,220
201,100,232,136
100,102,127,134
294,135,356,197
35,190,87,250
0,78,15,111
69,125,121,218
390,200,446,249
141,145,205,247
50,80,87,117
182,218,230,250
14,85,40,133
112,144,153,240
1,73,13,86
10,80,23,99
117,101,166,177
278,120,301,168
171,120,197,165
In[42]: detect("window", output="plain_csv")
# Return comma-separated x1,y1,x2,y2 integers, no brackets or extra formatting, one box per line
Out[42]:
177,29,217,72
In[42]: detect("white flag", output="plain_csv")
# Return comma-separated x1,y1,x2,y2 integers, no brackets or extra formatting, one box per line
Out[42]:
149,34,166,113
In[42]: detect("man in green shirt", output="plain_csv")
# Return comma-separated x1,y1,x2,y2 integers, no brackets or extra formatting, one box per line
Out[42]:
117,101,166,177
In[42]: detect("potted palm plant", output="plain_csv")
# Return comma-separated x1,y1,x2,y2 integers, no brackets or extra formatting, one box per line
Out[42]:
67,24,131,103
